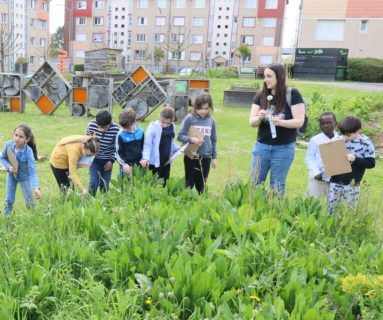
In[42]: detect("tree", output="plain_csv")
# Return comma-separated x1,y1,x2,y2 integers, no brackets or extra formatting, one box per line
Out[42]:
148,46,165,71
0,24,19,72
49,26,64,58
237,44,252,66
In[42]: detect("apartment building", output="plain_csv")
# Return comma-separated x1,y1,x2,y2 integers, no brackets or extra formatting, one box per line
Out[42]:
297,0,383,58
0,0,49,73
64,0,286,71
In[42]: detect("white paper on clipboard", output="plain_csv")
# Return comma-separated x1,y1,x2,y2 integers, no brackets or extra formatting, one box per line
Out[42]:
77,155,95,168
165,143,189,165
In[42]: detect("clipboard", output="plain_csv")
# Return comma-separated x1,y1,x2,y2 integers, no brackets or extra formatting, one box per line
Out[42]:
165,143,189,165
6,146,18,178
77,155,95,168
184,126,204,160
319,139,352,176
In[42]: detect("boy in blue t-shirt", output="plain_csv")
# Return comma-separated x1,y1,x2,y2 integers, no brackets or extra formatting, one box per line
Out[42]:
115,107,145,176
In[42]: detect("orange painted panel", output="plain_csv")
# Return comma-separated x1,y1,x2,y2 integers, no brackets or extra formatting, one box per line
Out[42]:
73,88,87,103
347,0,383,17
36,95,55,114
10,98,21,113
189,80,209,89
131,66,148,85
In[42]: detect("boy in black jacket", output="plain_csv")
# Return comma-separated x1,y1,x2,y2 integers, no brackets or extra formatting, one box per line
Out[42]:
328,116,375,213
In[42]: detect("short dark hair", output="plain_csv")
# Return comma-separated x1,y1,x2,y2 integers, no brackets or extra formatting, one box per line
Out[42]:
319,112,336,122
160,106,175,120
338,116,361,135
96,111,112,127
119,107,136,128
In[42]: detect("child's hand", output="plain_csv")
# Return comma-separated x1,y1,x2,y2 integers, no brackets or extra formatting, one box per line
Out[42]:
104,161,113,170
140,159,149,167
211,159,217,169
346,154,356,162
314,174,323,181
34,189,41,200
191,136,204,147
123,164,132,174
9,166,17,174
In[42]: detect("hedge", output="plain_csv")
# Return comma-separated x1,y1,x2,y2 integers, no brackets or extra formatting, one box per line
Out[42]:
347,58,383,82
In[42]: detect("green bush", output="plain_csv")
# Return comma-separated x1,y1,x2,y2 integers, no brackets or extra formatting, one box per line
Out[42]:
74,64,84,72
207,67,238,79
347,58,383,82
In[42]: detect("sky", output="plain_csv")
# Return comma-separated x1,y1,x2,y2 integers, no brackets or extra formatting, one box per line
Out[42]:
49,0,300,48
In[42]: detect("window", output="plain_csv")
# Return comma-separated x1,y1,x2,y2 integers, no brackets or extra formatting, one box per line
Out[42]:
245,0,256,8
192,35,203,44
190,52,202,61
40,38,46,47
94,17,104,25
29,56,35,64
136,34,146,42
157,0,166,8
30,18,35,27
172,34,184,43
360,20,368,34
173,17,185,26
263,36,274,46
241,35,254,45
40,56,45,65
241,54,251,62
193,17,204,26
39,20,47,29
77,0,86,9
41,2,47,11
138,17,147,25
263,18,276,27
243,17,255,27
77,17,86,25
139,0,148,8
94,0,104,9
0,13,7,24
30,0,36,9
195,0,205,8
75,50,85,58
76,33,86,41
135,50,145,59
156,17,166,26
176,0,185,8
169,51,185,60
265,0,277,9
316,20,345,41
155,33,165,42
30,37,35,46
93,33,104,42
260,55,272,64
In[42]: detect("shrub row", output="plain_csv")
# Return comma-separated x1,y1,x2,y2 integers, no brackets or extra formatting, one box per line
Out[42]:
347,58,383,82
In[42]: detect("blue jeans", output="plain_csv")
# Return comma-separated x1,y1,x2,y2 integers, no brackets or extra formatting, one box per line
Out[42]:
251,141,295,197
4,174,34,216
88,158,113,196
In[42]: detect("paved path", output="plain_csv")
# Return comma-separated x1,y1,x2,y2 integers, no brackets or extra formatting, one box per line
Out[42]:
303,81,383,92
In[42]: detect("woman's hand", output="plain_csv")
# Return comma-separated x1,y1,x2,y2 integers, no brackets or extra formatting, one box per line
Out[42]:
257,109,267,120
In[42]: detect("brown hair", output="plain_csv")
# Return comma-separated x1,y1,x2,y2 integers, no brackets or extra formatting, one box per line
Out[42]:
193,93,213,115
119,107,136,128
83,136,100,155
338,116,362,135
160,106,175,121
15,124,38,160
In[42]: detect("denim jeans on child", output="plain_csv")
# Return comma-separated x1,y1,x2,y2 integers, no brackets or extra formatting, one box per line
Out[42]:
251,141,295,197
4,171,35,216
88,158,113,196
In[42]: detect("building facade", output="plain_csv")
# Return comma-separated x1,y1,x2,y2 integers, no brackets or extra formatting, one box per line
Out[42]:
64,0,286,72
0,0,49,73
297,0,383,58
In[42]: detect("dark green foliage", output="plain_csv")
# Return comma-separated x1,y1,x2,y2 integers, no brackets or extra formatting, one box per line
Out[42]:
74,64,84,72
347,58,383,82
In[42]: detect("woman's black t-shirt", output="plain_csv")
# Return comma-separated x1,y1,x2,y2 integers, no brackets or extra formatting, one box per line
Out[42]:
253,88,304,145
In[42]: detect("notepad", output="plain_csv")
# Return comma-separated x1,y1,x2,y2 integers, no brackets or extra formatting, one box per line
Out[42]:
6,146,18,178
319,139,352,176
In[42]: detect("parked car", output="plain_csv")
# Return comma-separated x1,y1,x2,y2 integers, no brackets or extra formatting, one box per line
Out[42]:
178,68,205,76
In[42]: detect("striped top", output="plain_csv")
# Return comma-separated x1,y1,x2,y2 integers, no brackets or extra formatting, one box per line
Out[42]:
85,121,120,161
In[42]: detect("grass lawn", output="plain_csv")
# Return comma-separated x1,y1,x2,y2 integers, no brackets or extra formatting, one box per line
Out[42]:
0,78,382,214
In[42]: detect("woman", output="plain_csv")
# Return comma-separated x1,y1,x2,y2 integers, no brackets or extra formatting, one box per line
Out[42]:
50,135,99,194
249,63,305,196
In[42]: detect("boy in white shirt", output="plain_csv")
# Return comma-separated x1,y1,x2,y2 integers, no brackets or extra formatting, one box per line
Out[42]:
305,112,339,199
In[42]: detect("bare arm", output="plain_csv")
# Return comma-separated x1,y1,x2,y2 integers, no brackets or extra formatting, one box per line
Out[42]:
249,104,267,127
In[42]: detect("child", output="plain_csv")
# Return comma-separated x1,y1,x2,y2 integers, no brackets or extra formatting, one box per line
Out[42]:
1,125,41,216
328,116,375,213
141,106,179,184
85,110,120,196
115,107,145,176
305,112,339,199
177,93,217,194
50,135,100,194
